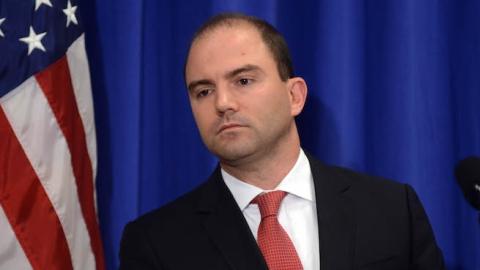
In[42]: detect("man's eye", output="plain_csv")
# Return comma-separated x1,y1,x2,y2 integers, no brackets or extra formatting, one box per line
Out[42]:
237,78,252,86
196,89,212,98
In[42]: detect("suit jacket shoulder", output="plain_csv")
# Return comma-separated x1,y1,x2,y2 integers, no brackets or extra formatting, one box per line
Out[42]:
119,167,267,270
307,155,445,270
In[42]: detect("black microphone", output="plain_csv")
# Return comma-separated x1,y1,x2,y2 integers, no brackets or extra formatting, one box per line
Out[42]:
455,156,480,210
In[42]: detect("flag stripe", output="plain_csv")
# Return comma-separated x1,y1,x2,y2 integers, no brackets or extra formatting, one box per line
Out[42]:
66,35,97,180
0,205,32,270
0,106,73,270
0,77,96,270
35,56,105,270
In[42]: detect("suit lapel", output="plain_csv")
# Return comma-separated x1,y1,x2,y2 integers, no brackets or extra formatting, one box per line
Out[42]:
308,155,355,270
196,167,268,270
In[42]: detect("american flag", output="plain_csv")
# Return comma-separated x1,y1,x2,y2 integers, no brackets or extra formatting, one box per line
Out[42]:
0,0,105,269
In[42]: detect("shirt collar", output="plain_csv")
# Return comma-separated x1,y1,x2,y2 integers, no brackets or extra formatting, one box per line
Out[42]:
222,149,315,211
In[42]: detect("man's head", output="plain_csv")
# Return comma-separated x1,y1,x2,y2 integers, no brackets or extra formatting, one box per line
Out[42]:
185,13,307,166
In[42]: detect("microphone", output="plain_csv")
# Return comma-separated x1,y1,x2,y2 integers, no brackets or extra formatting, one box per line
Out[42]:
455,157,480,210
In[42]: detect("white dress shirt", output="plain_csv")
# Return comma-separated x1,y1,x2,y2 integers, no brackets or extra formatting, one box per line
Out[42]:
222,149,320,270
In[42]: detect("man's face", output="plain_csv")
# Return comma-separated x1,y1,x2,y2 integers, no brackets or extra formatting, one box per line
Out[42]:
185,23,301,164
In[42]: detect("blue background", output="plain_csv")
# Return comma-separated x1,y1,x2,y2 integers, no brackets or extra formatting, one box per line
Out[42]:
78,0,480,269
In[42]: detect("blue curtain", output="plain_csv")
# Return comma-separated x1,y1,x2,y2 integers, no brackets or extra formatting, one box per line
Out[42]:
79,0,480,269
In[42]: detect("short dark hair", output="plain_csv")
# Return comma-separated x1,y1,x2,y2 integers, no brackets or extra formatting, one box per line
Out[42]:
186,13,294,81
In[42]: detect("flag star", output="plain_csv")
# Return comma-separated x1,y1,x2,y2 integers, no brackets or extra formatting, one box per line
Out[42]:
19,27,47,55
63,1,78,27
35,0,53,11
0,18,5,38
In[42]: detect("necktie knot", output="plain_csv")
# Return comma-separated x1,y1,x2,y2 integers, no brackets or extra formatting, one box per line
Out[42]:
253,191,287,219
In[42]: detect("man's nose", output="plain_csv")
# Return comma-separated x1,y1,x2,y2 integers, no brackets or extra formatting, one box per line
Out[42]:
215,86,238,114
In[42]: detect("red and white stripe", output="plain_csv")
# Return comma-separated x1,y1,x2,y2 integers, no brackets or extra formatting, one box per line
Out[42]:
0,34,105,270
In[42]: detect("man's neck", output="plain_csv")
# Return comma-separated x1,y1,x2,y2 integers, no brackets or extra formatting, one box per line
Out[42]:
220,142,301,190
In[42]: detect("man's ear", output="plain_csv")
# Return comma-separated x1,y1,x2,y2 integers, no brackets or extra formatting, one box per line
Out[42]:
287,77,308,117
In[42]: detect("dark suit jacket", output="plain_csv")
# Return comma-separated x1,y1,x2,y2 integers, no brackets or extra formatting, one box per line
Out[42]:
119,154,445,270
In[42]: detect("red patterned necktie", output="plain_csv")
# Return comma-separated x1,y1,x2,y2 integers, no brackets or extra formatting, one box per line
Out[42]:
252,191,303,270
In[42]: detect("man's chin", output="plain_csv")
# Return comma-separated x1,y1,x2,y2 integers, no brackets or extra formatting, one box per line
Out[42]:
212,145,255,164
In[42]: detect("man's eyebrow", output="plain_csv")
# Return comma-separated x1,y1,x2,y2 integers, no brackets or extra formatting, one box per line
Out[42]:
224,64,262,79
187,79,214,93
187,65,262,92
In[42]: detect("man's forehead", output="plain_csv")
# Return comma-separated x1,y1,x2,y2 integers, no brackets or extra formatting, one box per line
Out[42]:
187,24,265,68
191,21,260,47
184,20,278,84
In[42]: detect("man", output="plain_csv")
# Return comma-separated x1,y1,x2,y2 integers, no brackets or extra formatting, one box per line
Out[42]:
120,13,445,270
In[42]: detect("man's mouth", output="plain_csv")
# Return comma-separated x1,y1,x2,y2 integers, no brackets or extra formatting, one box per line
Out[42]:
217,123,244,134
